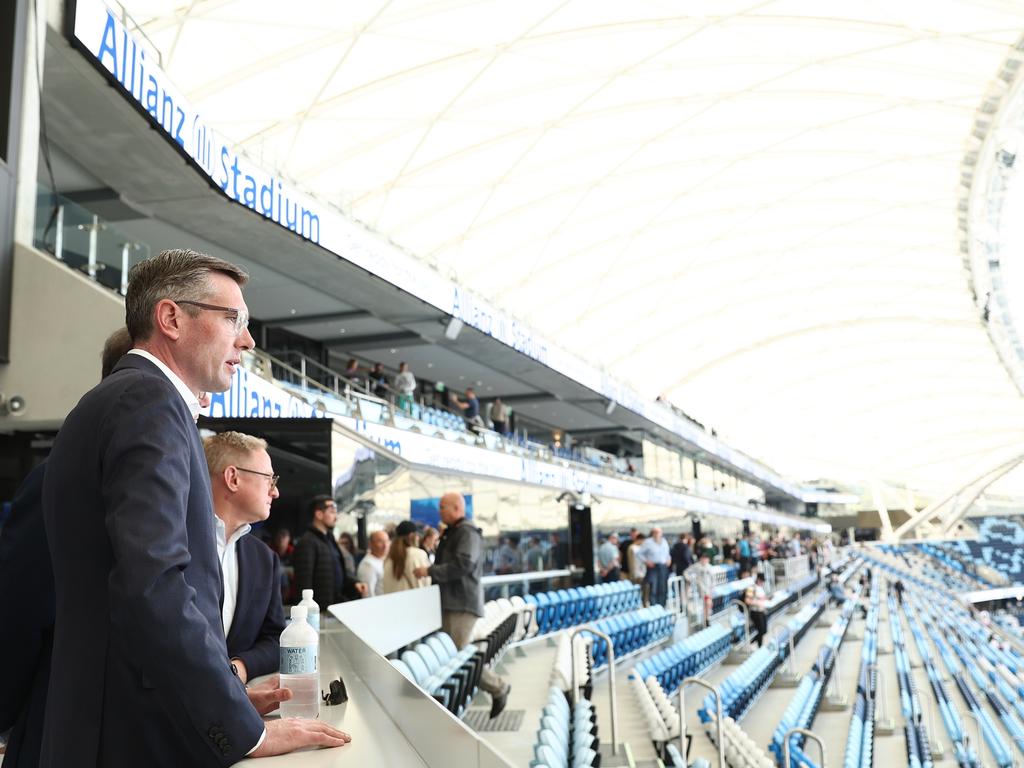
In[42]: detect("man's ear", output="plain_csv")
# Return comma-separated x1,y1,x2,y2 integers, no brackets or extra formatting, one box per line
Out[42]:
223,465,240,492
153,299,185,341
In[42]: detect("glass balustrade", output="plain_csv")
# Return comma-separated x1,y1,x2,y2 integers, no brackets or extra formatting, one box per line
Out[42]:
34,185,151,295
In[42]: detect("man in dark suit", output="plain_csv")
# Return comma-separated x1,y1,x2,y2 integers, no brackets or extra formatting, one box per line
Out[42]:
204,430,286,683
293,496,366,611
41,249,349,767
0,327,133,768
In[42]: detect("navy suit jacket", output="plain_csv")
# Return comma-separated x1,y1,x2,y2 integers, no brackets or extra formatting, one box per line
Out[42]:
41,354,264,767
226,534,285,679
0,462,51,768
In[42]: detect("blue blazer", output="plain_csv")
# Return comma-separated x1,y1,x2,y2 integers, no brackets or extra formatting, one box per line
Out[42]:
0,463,51,768
41,354,263,767
226,534,285,679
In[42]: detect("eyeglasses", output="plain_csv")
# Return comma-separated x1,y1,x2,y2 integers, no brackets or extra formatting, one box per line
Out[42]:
235,467,280,491
176,300,250,337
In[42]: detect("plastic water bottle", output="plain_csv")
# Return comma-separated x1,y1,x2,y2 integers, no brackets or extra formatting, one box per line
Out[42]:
279,605,319,719
299,589,320,631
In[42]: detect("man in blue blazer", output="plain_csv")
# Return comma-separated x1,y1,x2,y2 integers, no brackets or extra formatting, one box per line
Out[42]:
41,249,349,767
204,431,286,683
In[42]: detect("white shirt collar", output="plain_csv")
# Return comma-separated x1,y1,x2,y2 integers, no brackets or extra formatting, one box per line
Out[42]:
214,515,252,549
127,349,201,421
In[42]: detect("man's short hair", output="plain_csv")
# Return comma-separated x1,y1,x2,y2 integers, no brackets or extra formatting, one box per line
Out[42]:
100,326,133,379
203,431,268,477
306,494,335,520
125,248,248,342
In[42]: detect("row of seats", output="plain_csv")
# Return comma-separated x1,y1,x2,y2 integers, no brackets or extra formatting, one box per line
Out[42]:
901,594,976,767
713,716,774,768
842,572,881,768
635,623,733,694
393,632,482,716
631,674,680,743
524,582,642,635
530,687,600,768
474,598,525,668
589,606,675,668
699,595,827,725
770,591,858,767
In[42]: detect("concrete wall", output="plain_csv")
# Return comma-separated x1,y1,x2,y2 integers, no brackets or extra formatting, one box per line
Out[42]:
0,243,123,430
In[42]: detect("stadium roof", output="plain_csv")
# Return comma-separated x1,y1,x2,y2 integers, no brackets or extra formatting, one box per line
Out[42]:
117,0,1024,495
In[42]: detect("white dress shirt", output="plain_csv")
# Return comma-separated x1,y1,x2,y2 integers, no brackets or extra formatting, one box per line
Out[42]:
215,517,253,637
127,349,201,420
357,553,386,597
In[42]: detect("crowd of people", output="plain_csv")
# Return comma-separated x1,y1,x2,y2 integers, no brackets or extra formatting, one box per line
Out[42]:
341,357,509,437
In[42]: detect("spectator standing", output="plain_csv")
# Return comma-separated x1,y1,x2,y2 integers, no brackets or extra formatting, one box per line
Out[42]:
523,537,545,572
368,362,389,400
490,398,508,435
547,532,569,570
638,528,672,607
412,493,510,718
382,521,431,594
453,387,483,429
293,496,367,611
629,533,648,603
204,431,286,684
356,530,390,597
421,526,439,563
687,553,715,627
343,358,360,385
670,533,693,577
620,528,638,576
737,535,752,573
336,532,358,581
494,537,522,574
721,538,736,563
394,362,416,412
598,533,621,583
745,573,768,647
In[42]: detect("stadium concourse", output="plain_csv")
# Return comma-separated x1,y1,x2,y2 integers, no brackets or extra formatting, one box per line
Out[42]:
11,3,1024,768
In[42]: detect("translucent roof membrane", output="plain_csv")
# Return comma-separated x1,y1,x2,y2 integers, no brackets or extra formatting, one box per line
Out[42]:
122,1,1024,494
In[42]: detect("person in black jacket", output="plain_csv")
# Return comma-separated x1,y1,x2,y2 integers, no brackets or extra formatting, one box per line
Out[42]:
204,431,286,683
293,495,367,611
670,533,693,577
0,328,130,767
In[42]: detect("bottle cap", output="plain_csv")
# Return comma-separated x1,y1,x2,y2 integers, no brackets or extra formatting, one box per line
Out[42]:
302,589,314,600
291,605,308,621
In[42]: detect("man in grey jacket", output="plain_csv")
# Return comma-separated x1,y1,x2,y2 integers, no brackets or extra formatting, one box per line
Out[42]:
414,492,510,717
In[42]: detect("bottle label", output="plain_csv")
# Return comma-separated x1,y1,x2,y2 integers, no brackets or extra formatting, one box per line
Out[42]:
280,645,318,675
308,613,320,631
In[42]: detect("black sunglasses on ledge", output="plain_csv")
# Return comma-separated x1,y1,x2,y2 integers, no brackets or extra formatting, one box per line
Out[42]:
322,677,348,706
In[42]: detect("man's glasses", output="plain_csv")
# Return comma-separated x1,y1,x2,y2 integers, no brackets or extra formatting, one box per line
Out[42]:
176,300,250,337
236,467,280,491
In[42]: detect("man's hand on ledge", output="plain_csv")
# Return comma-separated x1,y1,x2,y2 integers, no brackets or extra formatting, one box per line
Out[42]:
251,719,352,757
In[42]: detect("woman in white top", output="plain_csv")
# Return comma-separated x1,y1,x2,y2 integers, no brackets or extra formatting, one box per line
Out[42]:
382,520,432,594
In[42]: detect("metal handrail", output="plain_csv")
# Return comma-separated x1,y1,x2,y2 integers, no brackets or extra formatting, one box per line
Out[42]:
782,726,826,768
729,598,752,649
963,709,987,768
770,626,796,673
679,676,724,768
569,626,618,756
